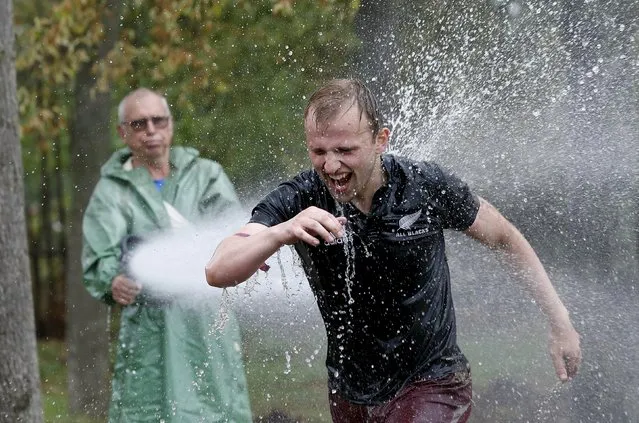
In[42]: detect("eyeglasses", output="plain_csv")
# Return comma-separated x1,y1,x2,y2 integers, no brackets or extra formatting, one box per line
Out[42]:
121,116,170,132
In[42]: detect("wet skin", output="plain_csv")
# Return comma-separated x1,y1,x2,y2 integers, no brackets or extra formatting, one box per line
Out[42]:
305,103,389,214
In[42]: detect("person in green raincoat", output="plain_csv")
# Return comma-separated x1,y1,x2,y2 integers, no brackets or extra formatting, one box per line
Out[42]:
82,88,252,422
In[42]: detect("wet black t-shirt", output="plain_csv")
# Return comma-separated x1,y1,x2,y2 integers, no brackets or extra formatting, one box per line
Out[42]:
249,154,480,405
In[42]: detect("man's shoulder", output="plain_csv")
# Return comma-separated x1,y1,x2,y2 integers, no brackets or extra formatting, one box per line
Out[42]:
385,154,446,184
172,146,226,174
291,169,320,184
279,169,324,195
87,173,131,209
257,170,323,207
171,146,201,165
99,147,131,176
191,155,223,171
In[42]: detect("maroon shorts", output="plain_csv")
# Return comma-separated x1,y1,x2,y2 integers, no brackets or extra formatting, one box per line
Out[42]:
329,372,472,423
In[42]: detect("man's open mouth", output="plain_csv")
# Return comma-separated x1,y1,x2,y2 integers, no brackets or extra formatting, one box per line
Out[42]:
329,174,350,192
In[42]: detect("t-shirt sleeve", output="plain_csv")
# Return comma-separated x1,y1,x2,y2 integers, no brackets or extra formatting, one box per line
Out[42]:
431,164,480,231
249,182,304,228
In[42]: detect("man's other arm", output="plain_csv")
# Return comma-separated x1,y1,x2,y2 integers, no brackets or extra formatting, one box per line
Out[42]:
464,196,582,381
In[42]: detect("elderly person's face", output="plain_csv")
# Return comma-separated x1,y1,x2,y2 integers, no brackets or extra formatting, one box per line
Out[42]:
117,93,173,164
305,103,387,207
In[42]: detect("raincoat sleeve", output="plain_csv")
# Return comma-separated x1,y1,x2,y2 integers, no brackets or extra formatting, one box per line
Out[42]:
198,162,243,218
82,179,130,305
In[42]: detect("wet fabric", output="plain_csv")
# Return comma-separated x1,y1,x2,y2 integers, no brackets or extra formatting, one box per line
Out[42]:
83,146,252,423
329,371,472,423
250,154,479,405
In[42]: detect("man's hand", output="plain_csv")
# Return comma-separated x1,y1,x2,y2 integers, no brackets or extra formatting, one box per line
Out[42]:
548,324,582,382
274,206,347,246
111,274,142,305
206,207,346,288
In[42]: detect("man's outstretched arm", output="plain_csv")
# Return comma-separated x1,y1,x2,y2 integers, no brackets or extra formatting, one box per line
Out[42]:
205,206,346,288
205,222,277,287
464,196,582,381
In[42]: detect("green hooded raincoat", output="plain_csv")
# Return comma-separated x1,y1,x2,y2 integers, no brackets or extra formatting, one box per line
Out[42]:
82,146,252,422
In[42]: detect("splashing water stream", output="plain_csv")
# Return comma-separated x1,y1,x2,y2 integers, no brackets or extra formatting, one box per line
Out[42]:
127,2,638,421
360,2,639,422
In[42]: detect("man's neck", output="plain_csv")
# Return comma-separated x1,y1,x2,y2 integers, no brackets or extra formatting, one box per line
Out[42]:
132,156,170,179
351,163,387,214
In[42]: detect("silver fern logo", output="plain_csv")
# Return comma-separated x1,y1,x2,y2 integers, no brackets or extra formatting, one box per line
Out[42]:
398,209,422,230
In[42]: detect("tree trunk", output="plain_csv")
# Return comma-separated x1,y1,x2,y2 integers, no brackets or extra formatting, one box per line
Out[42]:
66,0,123,418
0,0,44,420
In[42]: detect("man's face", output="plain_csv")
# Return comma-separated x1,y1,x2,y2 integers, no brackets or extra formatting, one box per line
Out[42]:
305,104,387,204
118,93,173,164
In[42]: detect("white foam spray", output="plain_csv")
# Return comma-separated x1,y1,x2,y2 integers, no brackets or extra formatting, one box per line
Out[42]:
126,209,316,310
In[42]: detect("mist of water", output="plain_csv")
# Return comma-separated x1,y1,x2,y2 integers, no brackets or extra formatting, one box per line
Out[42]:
127,210,315,306
360,2,639,422
126,2,638,421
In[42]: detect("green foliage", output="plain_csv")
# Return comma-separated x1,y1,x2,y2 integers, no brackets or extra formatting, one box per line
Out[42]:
243,330,330,422
16,0,361,201
38,330,331,422
110,0,361,197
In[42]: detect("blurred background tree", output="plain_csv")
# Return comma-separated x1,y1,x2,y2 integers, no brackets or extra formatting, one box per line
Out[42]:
14,0,359,419
0,0,43,420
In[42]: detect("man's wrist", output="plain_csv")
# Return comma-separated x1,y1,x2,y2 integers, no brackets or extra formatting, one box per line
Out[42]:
548,308,573,333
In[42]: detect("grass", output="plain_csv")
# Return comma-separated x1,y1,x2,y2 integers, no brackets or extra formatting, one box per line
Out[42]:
238,316,331,423
38,314,554,422
39,340,101,423
241,325,331,422
37,325,332,423
459,320,556,391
